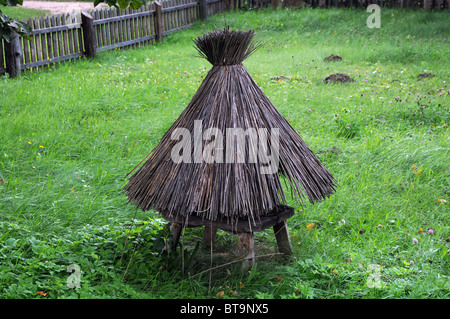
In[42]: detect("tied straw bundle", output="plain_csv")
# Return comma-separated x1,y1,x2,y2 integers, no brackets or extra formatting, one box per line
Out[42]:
125,28,337,227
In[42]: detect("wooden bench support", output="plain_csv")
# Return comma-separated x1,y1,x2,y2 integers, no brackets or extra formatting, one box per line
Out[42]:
169,222,183,250
238,232,255,271
164,205,294,270
202,224,218,249
273,221,293,256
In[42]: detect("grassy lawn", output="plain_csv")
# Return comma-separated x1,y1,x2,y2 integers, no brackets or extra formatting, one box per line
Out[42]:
1,6,51,20
0,7,448,299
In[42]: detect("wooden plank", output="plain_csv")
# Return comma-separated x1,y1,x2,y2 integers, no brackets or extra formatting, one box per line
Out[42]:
179,0,185,27
161,2,197,13
77,16,84,56
202,225,218,249
141,5,149,45
200,0,207,18
81,12,97,58
44,16,53,61
128,8,134,47
22,52,83,69
169,222,183,251
22,32,31,69
39,17,48,62
61,14,69,56
237,232,255,270
67,15,74,55
126,8,132,45
171,0,177,30
96,34,156,52
149,5,155,43
101,9,108,48
56,15,64,57
71,14,80,54
174,0,180,29
92,10,100,47
93,10,154,25
119,8,126,44
50,16,59,59
273,221,293,256
104,9,111,47
108,8,115,46
113,8,119,44
163,23,193,36
29,22,81,35
163,0,169,32
33,18,42,63
135,7,142,47
28,18,36,71
0,39,4,70
154,1,164,42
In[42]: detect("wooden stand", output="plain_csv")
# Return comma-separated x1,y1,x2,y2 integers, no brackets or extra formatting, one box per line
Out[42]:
166,205,294,271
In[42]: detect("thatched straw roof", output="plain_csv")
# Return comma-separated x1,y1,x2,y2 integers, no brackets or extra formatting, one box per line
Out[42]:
125,29,337,226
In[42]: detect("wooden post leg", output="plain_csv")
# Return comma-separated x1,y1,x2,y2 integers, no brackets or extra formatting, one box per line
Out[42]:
202,225,218,250
169,222,183,251
273,221,293,256
237,232,255,271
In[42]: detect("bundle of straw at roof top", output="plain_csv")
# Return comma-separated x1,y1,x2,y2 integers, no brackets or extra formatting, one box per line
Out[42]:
125,28,337,226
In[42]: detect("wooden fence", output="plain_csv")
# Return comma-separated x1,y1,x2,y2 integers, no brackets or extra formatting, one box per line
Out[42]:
0,0,226,77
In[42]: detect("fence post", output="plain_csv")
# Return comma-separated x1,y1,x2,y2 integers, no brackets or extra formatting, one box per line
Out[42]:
423,0,432,10
5,33,22,78
81,12,96,58
154,1,164,42
199,0,207,20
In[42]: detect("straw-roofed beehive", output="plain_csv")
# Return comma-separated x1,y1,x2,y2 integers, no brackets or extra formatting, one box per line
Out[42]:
125,29,337,264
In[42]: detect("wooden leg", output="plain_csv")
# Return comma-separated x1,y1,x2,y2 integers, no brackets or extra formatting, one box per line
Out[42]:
202,225,218,250
237,232,255,271
169,222,183,251
273,221,292,256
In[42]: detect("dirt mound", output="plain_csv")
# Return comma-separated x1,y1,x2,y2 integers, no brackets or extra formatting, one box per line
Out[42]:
417,73,435,79
324,73,354,83
324,54,342,62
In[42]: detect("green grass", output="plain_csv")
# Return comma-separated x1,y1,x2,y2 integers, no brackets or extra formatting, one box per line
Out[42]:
0,7,449,299
1,6,51,20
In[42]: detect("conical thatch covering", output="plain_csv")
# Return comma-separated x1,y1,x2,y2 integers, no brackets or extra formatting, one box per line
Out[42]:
125,29,337,226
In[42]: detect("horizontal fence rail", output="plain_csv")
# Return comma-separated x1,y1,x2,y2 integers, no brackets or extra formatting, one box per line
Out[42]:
1,0,225,77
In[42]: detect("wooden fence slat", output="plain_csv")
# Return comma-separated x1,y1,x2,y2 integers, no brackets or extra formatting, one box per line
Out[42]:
22,33,30,68
72,14,79,54
126,8,132,44
104,9,111,46
120,10,128,42
67,15,74,55
44,16,53,61
108,8,114,45
56,15,64,57
62,14,70,56
112,8,118,45
33,18,43,64
50,16,58,60
39,17,48,62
